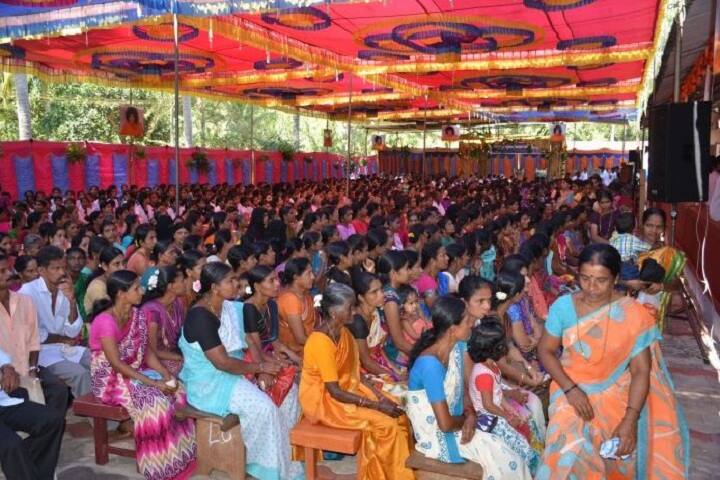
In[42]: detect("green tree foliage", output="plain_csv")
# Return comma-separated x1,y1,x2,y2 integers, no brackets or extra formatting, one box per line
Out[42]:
0,75,640,153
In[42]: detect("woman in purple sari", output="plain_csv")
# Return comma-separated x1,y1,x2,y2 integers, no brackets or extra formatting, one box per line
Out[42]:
139,266,186,376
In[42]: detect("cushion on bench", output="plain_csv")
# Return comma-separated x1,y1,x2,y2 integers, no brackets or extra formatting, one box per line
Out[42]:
289,418,361,454
405,451,483,480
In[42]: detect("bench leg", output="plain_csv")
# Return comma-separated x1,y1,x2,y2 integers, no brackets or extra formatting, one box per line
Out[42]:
92,417,109,465
304,446,319,480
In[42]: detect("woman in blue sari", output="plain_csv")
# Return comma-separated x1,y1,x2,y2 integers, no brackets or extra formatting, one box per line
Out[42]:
406,296,532,479
179,262,304,480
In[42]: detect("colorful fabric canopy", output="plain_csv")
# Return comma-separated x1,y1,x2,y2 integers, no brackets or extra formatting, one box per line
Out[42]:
0,0,681,124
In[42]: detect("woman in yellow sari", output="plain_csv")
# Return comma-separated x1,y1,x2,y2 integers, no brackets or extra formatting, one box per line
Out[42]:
299,283,414,480
537,243,688,479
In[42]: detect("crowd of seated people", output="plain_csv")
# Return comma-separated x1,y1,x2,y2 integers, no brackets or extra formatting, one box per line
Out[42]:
0,172,690,479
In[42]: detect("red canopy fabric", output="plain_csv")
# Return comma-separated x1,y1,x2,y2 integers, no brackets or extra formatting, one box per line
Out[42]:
0,0,677,123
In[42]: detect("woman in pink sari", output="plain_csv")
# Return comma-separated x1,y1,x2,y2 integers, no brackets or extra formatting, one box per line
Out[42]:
139,266,186,376
89,270,196,480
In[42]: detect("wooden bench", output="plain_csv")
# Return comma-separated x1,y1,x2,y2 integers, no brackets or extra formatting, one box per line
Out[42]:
71,393,135,465
406,451,483,480
290,417,362,480
174,405,245,479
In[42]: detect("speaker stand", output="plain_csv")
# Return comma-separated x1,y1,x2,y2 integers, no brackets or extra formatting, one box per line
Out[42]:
669,204,678,247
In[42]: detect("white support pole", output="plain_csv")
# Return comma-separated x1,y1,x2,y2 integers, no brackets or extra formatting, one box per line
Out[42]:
172,10,180,212
346,75,352,196
250,104,255,185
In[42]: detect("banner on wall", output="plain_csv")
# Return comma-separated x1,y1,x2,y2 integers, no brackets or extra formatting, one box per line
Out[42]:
323,129,333,148
371,134,385,150
441,125,460,142
119,105,144,138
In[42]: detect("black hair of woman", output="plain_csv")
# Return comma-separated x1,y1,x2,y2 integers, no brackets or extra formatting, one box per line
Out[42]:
227,244,255,272
493,270,525,308
366,228,388,252
347,234,367,254
444,243,466,265
350,269,378,297
458,274,493,303
420,241,443,269
281,257,311,286
578,243,621,277
408,295,466,368
467,320,508,363
500,254,529,275
326,241,350,267
133,223,155,247
641,207,667,225
198,261,233,296
179,249,204,273
89,270,138,322
87,246,124,284
141,265,182,304
243,265,274,295
376,250,409,285
301,230,321,250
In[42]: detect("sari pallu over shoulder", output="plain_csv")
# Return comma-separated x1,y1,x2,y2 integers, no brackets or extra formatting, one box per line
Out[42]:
538,296,689,480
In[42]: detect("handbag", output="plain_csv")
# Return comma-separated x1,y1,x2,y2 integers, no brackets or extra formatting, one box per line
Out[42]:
265,365,297,407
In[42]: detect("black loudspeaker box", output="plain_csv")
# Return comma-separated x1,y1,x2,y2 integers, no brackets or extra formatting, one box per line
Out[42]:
648,101,711,202
628,149,641,169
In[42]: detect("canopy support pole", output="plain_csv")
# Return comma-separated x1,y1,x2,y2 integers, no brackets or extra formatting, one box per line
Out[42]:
422,101,428,179
250,105,255,185
671,14,683,246
172,10,180,213
346,75,352,197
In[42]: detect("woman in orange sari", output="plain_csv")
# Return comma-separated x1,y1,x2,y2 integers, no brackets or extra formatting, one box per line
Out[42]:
537,244,688,479
299,283,414,480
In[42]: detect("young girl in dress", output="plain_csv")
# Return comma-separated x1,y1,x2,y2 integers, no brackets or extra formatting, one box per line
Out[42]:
397,285,430,344
467,320,541,475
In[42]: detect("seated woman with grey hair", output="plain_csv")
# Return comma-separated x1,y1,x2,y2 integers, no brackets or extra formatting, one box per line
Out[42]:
299,282,414,480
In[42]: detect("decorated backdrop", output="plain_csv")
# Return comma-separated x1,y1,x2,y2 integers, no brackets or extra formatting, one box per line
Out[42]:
0,141,378,199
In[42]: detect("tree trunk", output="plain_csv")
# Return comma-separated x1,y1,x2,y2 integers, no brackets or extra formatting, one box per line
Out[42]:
182,95,193,147
14,73,31,140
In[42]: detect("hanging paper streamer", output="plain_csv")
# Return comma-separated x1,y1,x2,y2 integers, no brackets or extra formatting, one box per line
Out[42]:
147,159,160,187
303,158,310,180
51,154,69,193
189,166,199,184
85,155,101,189
14,155,36,197
322,157,328,180
112,152,129,188
450,154,457,177
294,159,301,182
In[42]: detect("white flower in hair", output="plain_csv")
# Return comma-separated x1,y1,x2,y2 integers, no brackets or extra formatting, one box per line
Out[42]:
245,285,253,295
313,294,323,308
147,272,159,291
495,291,508,301
192,280,202,293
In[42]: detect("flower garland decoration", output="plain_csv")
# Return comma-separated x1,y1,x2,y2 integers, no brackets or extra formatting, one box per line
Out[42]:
65,142,88,164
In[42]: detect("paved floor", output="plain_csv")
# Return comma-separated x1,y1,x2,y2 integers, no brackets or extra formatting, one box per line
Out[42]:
2,319,718,480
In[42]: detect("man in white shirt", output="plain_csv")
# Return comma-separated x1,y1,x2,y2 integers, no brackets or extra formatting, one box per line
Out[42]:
579,168,589,181
600,166,611,186
20,245,91,397
0,346,65,479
